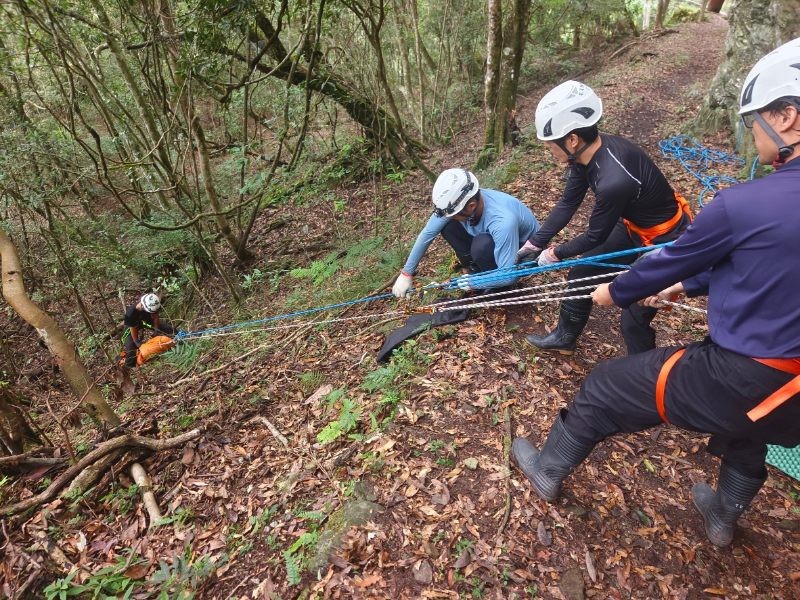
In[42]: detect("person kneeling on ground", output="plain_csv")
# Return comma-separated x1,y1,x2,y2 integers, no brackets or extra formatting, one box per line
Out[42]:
518,81,691,355
120,293,174,368
391,168,540,298
511,38,800,548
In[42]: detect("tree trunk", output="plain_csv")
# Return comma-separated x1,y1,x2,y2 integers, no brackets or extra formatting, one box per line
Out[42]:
409,0,428,141
230,8,428,170
482,0,531,160
0,389,37,455
0,230,120,426
483,0,502,152
694,0,800,143
654,0,670,29
157,0,251,262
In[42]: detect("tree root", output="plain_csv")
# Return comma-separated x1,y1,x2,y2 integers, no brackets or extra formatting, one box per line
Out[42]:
0,428,202,517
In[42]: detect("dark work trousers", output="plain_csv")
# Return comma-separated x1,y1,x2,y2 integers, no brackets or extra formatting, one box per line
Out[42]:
565,216,690,355
440,220,497,272
563,337,800,478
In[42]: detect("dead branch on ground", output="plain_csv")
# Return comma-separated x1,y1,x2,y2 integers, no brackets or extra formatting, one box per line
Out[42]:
0,428,202,516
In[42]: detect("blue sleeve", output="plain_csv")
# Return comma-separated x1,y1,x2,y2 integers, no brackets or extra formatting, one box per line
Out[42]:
402,214,449,274
609,198,735,308
683,270,711,297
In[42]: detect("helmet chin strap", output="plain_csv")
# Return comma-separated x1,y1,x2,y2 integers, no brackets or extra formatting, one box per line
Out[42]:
753,111,800,165
556,138,590,168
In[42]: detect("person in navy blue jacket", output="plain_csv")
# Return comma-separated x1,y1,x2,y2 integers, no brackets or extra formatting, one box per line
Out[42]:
511,38,800,547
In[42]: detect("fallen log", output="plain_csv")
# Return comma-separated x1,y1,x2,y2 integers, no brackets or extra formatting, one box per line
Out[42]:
0,428,202,517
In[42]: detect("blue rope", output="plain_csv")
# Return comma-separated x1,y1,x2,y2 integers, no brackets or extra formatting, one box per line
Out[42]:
658,135,744,208
749,156,759,181
176,245,666,341
583,261,631,270
443,243,668,290
176,292,395,340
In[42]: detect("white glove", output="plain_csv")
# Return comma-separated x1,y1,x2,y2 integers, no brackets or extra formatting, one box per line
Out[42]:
537,247,560,267
456,275,472,292
392,271,414,298
516,241,542,263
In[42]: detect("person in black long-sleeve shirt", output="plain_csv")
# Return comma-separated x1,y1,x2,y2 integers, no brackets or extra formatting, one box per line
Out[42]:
512,40,800,548
120,293,173,368
518,81,691,355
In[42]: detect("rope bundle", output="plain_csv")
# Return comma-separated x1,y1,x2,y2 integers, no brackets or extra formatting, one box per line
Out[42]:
658,135,747,207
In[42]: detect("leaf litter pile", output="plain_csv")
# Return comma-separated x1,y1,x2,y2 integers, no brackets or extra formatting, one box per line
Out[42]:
2,14,799,600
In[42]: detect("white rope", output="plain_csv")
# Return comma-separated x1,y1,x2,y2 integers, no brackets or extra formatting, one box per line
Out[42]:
177,311,406,341
427,271,621,308
658,300,707,314
430,294,595,312
452,282,609,310
428,294,707,315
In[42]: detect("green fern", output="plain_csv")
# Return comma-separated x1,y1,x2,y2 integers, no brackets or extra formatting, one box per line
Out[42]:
288,531,319,555
341,237,385,269
361,365,395,393
284,551,302,586
161,340,210,370
290,253,341,286
295,510,326,522
338,398,360,432
316,394,361,444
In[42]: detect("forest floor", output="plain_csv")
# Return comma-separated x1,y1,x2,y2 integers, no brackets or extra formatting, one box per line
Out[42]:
3,12,800,600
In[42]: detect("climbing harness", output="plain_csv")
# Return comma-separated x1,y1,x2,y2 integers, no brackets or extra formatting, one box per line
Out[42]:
623,192,693,246
656,350,800,425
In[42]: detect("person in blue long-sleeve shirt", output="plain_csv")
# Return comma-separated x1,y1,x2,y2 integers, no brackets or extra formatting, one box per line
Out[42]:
391,168,539,297
511,38,800,548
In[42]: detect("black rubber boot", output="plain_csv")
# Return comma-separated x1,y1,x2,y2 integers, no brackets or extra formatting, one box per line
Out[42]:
511,410,595,502
692,464,766,547
526,302,590,355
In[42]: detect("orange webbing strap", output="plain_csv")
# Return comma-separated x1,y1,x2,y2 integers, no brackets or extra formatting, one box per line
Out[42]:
655,348,686,424
624,192,694,247
747,358,800,421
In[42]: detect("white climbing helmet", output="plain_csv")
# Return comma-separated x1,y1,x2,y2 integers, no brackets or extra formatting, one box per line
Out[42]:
432,168,479,217
535,80,603,141
140,293,161,313
739,36,800,115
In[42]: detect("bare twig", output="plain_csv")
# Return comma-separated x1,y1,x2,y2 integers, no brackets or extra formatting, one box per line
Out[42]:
66,449,125,496
497,406,512,535
251,415,289,448
45,394,76,463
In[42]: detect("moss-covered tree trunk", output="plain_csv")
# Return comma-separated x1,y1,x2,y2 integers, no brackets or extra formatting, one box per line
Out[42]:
695,0,800,145
0,230,121,426
481,0,531,163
